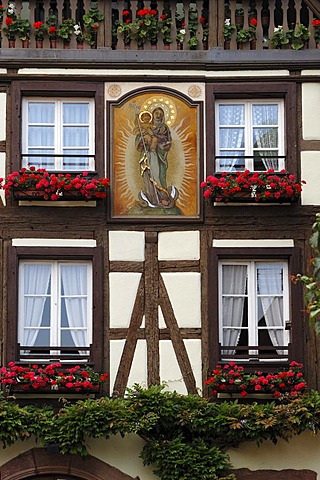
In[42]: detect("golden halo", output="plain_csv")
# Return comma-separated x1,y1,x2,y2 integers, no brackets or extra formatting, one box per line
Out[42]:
138,110,153,123
142,96,177,126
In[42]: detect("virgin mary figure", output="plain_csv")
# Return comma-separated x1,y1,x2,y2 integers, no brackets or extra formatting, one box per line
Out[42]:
135,107,179,209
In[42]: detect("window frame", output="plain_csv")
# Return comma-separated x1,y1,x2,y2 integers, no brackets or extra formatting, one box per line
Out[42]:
218,259,290,359
7,246,104,370
18,259,93,352
215,99,285,172
208,247,304,372
206,82,297,175
21,97,95,172
11,81,104,175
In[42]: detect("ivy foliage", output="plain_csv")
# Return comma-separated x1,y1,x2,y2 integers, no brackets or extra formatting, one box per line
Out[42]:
293,213,320,333
2,386,320,480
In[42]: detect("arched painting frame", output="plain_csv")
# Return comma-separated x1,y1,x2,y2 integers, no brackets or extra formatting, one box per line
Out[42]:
108,87,203,222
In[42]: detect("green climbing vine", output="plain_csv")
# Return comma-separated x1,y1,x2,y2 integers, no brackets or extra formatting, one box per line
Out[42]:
292,213,320,334
2,385,320,480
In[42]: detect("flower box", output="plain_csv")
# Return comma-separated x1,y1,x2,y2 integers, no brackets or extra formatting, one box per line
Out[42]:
0,362,109,394
201,170,305,205
0,167,110,202
212,190,299,204
12,187,94,202
206,361,307,400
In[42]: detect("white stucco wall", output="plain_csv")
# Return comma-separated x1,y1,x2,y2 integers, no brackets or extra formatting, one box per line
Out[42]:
1,432,320,480
301,151,320,205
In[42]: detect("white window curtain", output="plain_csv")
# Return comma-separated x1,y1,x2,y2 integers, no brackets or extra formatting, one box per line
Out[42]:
60,265,88,349
24,100,91,171
222,265,247,354
218,104,244,171
252,104,279,170
22,264,51,348
257,264,285,355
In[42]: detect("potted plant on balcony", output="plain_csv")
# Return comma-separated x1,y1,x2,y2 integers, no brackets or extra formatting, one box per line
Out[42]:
176,22,186,50
3,3,17,47
0,362,109,394
33,20,45,48
201,169,305,204
187,5,198,50
291,24,311,50
15,17,31,48
199,13,208,49
0,5,4,28
73,23,84,48
312,19,320,48
117,9,133,49
248,17,258,49
46,12,58,48
0,167,110,201
159,12,172,49
236,27,251,49
271,25,291,48
57,18,75,48
223,18,236,49
206,361,307,399
83,3,104,48
132,8,158,49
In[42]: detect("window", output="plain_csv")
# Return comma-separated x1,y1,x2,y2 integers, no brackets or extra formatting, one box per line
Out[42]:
18,260,92,355
22,98,95,171
215,100,285,172
11,81,104,175
208,247,304,369
219,260,289,360
7,247,103,368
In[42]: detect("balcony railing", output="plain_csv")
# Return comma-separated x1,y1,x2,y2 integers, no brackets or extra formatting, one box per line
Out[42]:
0,0,319,51
17,344,93,364
219,345,290,366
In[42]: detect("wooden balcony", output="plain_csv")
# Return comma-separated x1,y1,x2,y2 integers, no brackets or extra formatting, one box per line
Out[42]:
1,0,319,52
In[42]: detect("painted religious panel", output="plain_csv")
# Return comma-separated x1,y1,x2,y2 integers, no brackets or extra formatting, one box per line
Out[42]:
109,89,202,221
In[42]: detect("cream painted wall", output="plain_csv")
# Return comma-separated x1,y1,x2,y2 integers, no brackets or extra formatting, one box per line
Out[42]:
301,151,320,205
228,430,320,476
302,83,320,140
2,433,320,480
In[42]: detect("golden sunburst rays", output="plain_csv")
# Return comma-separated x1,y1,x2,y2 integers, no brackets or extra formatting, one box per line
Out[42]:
113,96,198,216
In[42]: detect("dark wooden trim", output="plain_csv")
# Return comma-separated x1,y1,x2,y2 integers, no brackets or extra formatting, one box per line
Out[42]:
145,233,160,385
109,328,201,340
208,246,304,372
206,82,297,175
159,260,200,271
159,276,197,394
112,275,145,396
6,246,104,371
304,0,320,17
109,261,144,272
10,80,105,176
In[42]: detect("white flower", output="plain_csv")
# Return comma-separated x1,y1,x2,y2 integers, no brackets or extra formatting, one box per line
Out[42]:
274,26,283,33
225,19,231,26
7,3,15,14
74,24,81,35
180,29,186,35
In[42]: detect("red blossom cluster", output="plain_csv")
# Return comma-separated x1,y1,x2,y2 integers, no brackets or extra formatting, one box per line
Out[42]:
33,21,43,29
0,362,109,391
0,167,110,201
250,18,258,27
201,169,305,203
312,19,320,27
206,361,307,398
137,9,157,17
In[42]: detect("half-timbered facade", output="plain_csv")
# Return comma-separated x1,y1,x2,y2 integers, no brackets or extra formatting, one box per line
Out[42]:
1,0,320,479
